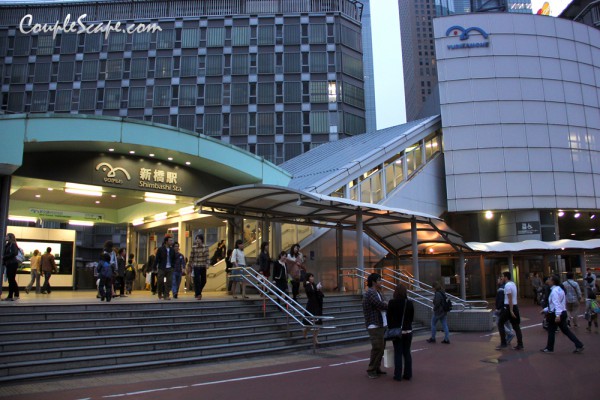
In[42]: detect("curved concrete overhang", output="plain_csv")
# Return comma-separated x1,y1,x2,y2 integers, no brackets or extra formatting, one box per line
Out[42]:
0,113,291,186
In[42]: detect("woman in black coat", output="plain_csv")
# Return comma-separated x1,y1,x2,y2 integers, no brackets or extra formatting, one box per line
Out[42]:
303,272,324,344
387,284,415,381
2,233,20,301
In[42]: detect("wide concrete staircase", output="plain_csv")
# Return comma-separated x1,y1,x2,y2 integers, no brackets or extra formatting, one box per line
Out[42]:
0,294,424,382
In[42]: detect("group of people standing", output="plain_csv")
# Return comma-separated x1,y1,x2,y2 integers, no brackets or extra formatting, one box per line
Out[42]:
2,233,56,300
97,241,137,302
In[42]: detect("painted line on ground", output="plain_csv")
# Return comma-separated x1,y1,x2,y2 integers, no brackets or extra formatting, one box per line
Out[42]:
480,322,542,337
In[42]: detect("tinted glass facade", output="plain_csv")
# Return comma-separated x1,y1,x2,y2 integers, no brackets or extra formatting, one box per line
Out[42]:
0,0,366,164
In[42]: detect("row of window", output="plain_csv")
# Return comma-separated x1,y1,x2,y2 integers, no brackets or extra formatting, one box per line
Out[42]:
4,51,362,83
1,22,347,57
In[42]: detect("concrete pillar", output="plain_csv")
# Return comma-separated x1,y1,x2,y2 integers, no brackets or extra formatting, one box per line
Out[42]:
336,225,344,291
411,218,419,283
272,222,282,254
508,253,514,281
356,209,364,295
479,254,487,300
458,252,466,300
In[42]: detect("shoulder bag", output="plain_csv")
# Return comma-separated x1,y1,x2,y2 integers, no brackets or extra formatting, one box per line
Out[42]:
384,300,407,341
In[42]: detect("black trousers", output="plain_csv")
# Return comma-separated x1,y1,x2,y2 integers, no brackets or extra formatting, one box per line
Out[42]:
193,267,207,296
498,305,523,347
546,311,583,351
5,263,19,298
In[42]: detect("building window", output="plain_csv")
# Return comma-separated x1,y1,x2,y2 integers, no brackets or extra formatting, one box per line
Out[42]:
181,28,199,48
284,81,301,103
310,52,327,73
179,85,196,106
7,92,24,112
257,143,275,162
343,112,366,135
285,142,302,161
340,25,361,51
231,83,248,105
153,86,171,107
180,56,198,77
284,52,301,73
309,81,328,103
342,54,363,80
204,114,222,136
106,59,123,80
130,58,147,79
231,54,249,75
204,84,222,106
108,33,126,52
284,112,302,134
31,91,48,112
257,82,274,104
84,33,102,52
60,34,78,54
58,61,74,82
258,53,274,74
37,35,54,55
79,89,97,110
207,27,225,47
132,32,150,50
257,112,274,135
13,35,31,56
310,111,329,134
232,26,250,46
157,29,174,49
206,55,223,76
34,63,51,83
258,25,274,45
82,60,99,81
128,87,146,108
54,89,72,111
284,24,300,45
155,57,172,78
10,64,27,84
309,24,327,44
342,82,365,109
104,88,121,109
178,114,195,131
230,113,247,136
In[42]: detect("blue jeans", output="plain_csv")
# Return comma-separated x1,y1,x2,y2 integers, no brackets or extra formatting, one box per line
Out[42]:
430,313,450,341
172,271,182,296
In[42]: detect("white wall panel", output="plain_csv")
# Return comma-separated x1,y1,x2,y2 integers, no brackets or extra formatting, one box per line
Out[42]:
478,148,505,172
480,172,507,196
476,124,503,148
530,172,556,195
529,148,553,171
502,124,527,147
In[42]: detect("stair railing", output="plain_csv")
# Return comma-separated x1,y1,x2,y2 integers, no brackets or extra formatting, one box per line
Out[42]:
234,266,334,353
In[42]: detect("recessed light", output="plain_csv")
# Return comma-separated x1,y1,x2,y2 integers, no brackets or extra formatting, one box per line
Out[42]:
108,148,114,152
47,188,53,191
111,194,116,198
591,228,596,231
574,213,581,218
129,150,135,154
168,157,173,161
35,194,41,198
558,211,565,217
95,201,100,204
571,233,576,236
149,153,155,157
185,161,191,165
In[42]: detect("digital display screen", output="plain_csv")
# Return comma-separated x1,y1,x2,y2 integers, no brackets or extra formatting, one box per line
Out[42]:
16,239,73,275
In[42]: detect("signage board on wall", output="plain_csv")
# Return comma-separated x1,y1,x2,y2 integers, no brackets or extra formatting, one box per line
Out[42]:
530,0,573,16
517,221,540,235
29,208,104,221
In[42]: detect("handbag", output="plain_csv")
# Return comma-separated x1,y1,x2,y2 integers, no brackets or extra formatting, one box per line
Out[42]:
384,299,407,341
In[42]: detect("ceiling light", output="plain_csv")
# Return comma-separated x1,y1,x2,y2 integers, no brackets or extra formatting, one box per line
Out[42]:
8,215,37,222
591,228,596,231
571,233,576,236
154,212,167,221
132,218,144,226
68,220,94,226
108,148,114,152
169,227,179,231
95,201,100,204
111,194,116,198
185,161,191,165
574,213,581,218
178,206,194,216
145,192,176,205
47,188,53,191
149,153,155,157
168,157,173,161
129,150,135,154
485,211,493,220
558,211,565,217
428,248,434,253
65,182,103,197
591,214,596,219
35,194,41,198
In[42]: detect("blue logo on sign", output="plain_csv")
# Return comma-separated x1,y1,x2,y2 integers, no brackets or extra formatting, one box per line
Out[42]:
445,26,490,49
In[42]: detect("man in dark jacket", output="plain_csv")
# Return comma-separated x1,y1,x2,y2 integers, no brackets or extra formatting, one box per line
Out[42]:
362,273,388,379
154,235,175,300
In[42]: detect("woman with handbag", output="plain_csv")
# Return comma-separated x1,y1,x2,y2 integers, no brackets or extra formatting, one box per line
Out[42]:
287,243,305,301
386,284,414,381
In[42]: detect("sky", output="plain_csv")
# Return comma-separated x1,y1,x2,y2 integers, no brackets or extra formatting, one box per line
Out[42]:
369,0,407,129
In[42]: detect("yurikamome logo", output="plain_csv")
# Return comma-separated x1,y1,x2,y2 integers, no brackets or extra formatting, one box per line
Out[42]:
19,14,162,39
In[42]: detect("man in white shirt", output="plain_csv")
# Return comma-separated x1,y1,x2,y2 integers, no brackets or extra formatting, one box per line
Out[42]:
496,272,524,350
540,275,584,353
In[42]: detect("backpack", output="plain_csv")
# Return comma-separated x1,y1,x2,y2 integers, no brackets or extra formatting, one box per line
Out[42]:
15,247,25,265
442,292,453,312
591,299,600,314
98,261,112,280
125,265,135,280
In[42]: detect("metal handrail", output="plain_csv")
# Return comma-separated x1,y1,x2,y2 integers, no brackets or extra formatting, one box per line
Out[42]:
233,266,334,352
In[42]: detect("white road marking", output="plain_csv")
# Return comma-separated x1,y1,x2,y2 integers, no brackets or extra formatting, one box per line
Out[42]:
480,322,543,337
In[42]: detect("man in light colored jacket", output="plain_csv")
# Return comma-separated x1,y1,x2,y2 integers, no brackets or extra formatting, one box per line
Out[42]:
563,272,582,327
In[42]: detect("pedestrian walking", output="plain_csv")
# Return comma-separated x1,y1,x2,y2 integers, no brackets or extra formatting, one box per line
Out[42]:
426,281,451,344
496,272,524,350
40,247,57,294
563,272,582,327
495,276,514,345
362,273,388,379
188,234,209,300
540,275,584,354
172,241,186,299
25,249,42,294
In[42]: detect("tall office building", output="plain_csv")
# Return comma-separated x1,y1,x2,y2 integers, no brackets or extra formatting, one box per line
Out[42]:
399,0,533,122
0,0,366,164
359,0,377,132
